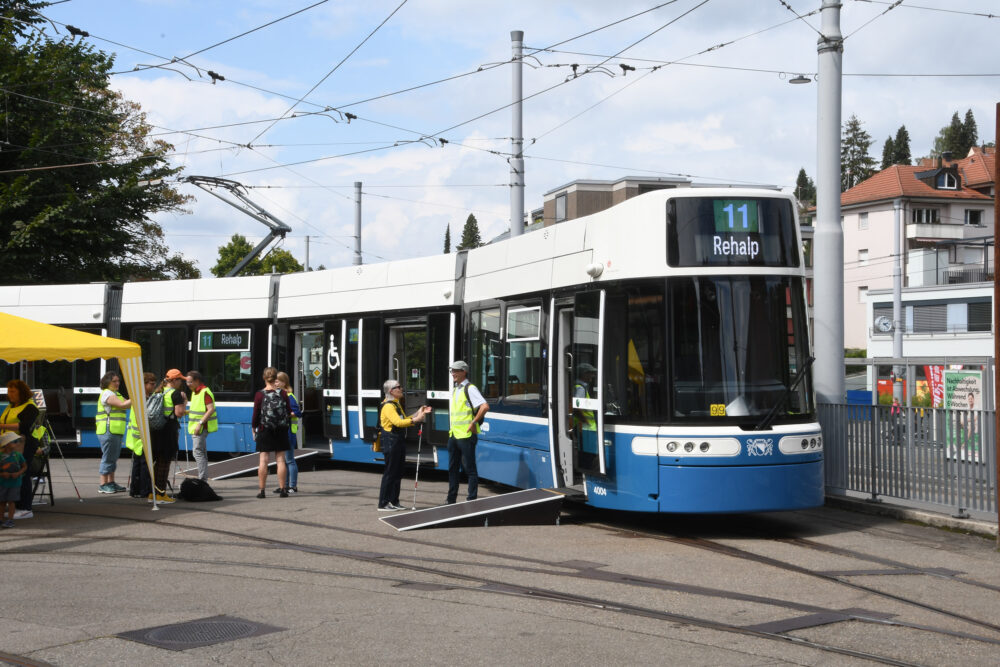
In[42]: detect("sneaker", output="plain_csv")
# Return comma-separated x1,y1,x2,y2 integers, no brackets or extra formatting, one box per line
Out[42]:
256,490,266,499
98,484,116,494
386,503,405,511
150,493,175,504
288,487,298,494
278,488,289,498
13,510,33,520
1,520,13,529
111,482,127,493
377,505,395,512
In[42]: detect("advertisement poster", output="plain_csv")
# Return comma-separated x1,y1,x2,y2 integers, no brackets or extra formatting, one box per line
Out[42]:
943,370,982,460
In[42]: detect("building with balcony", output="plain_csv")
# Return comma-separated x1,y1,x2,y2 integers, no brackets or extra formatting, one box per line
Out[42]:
841,147,995,348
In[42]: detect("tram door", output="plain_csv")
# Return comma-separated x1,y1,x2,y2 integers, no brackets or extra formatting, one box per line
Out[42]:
388,324,427,445
293,330,326,450
322,319,349,442
553,291,607,485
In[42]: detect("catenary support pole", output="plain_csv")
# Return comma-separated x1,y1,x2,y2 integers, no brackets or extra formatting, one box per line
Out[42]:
510,30,525,237
354,181,362,266
893,198,903,405
814,0,845,405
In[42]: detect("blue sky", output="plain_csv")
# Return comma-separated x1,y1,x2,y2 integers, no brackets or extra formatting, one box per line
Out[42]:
35,0,1000,274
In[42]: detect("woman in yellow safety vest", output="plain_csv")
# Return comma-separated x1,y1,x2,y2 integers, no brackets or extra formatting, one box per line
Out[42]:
0,379,46,519
96,371,132,495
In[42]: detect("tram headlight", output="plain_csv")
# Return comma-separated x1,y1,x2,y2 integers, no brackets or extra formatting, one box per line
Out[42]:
810,438,817,448
683,442,695,452
666,441,679,452
699,442,710,452
801,438,809,449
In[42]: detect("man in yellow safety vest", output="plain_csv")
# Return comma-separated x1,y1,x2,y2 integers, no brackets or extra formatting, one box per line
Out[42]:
186,370,217,480
446,360,489,504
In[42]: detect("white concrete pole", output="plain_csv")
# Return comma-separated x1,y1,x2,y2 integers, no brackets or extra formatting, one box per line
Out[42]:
813,0,845,404
892,198,903,404
510,30,525,237
354,181,362,266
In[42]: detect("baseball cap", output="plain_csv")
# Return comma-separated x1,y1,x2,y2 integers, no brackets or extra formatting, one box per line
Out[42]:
165,369,184,380
579,363,596,373
449,360,469,372
0,432,22,448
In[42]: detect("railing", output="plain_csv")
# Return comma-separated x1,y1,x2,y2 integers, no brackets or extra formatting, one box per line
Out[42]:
945,267,993,284
820,403,997,521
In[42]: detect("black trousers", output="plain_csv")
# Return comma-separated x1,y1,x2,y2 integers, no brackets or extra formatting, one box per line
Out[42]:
16,438,38,511
378,432,406,508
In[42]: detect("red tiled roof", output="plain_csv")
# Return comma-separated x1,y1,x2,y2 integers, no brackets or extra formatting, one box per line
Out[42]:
955,145,996,188
841,164,991,207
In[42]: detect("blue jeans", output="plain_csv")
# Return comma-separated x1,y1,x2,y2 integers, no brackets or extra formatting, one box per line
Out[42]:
283,431,299,488
446,434,478,503
98,432,123,475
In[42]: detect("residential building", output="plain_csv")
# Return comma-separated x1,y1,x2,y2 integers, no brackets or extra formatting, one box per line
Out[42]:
840,146,995,348
541,176,690,226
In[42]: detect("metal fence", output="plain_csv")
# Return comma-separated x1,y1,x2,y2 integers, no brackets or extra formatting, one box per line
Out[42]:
820,403,997,521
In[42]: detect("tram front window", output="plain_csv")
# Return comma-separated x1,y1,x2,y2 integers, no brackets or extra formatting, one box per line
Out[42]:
669,276,813,423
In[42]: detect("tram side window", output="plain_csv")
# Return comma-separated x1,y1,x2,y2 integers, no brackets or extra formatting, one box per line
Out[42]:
469,308,501,400
134,327,188,380
196,328,252,395
505,306,542,405
604,287,667,422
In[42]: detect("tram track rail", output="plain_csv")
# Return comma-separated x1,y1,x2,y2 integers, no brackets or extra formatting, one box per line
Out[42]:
7,505,999,666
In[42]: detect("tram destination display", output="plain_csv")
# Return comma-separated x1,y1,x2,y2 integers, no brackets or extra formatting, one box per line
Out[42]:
666,197,799,267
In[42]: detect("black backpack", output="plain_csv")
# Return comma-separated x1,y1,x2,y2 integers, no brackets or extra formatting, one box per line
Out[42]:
259,389,289,431
146,391,168,430
178,477,222,502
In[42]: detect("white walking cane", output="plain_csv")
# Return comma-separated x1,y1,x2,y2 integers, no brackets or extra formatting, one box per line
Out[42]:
411,423,424,510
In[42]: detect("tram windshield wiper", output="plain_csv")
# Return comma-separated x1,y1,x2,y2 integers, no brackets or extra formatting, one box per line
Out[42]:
752,356,814,431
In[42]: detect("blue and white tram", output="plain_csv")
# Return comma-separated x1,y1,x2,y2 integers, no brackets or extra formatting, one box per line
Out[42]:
279,186,822,513
118,275,278,454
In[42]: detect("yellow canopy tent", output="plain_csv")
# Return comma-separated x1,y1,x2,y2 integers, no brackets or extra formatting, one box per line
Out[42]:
0,312,161,508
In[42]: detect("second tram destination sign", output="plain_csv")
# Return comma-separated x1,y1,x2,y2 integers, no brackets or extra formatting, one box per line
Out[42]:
666,196,799,267
199,329,251,352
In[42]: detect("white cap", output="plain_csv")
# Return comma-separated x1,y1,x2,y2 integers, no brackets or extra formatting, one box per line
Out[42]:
0,432,22,448
449,360,469,372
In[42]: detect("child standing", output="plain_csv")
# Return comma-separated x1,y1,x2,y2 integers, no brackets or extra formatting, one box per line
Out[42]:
0,432,27,528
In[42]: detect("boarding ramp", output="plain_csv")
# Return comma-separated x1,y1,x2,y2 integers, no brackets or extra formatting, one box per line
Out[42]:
379,488,565,531
179,449,326,480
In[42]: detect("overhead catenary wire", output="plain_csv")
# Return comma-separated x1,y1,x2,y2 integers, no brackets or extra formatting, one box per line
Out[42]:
246,0,409,145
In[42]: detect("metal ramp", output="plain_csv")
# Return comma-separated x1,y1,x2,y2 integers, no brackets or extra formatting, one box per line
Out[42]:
178,449,326,481
379,488,565,531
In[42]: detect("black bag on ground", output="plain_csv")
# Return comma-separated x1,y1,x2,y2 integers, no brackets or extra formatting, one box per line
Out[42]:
178,477,222,502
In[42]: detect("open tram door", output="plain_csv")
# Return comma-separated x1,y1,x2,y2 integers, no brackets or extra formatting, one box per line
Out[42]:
292,329,326,450
553,290,607,486
386,312,454,459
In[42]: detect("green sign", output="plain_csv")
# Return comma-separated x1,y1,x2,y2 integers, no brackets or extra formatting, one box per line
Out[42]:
198,329,250,352
713,199,759,233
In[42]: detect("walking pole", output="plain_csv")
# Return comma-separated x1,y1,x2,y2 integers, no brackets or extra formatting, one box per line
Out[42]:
45,422,83,502
411,423,424,510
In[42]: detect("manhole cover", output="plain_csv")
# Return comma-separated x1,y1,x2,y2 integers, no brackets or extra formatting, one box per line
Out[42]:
118,615,284,651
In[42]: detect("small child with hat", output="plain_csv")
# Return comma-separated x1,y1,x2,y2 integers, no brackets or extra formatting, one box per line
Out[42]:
0,432,27,528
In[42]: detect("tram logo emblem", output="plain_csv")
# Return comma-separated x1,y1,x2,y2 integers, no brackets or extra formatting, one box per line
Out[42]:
746,438,773,456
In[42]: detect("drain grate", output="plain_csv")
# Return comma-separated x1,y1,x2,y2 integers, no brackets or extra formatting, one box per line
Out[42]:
118,615,284,651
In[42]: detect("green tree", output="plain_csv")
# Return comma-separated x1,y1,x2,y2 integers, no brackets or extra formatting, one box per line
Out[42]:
456,213,483,250
880,136,895,170
443,224,451,254
960,109,978,156
794,168,816,206
0,0,197,283
932,110,977,158
891,125,911,165
211,234,303,277
841,114,876,191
